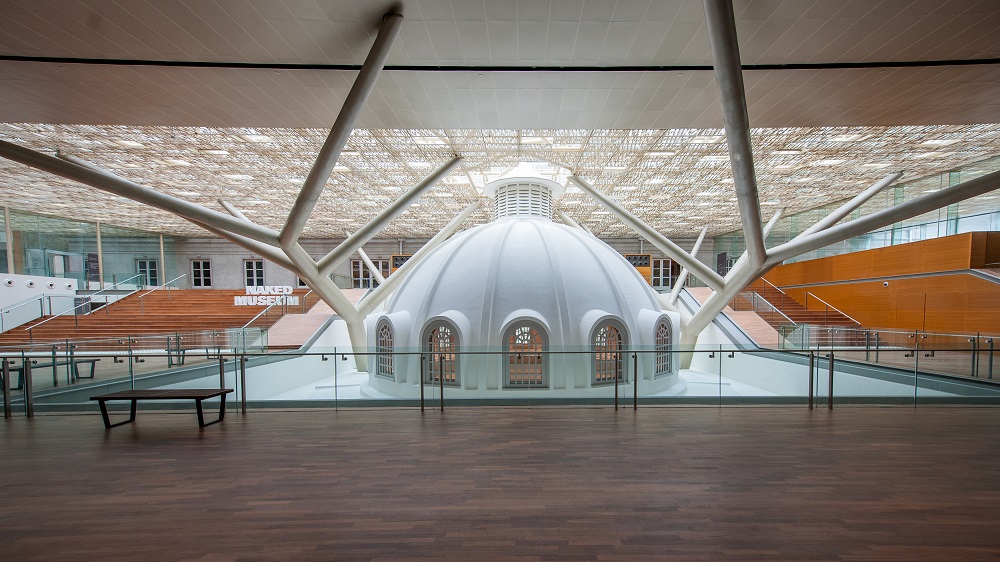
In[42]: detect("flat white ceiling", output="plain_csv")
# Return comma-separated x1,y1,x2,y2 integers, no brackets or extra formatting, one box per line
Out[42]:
1,0,998,239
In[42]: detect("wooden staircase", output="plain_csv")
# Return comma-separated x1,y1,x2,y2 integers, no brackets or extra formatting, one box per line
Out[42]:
730,280,863,346
0,289,310,347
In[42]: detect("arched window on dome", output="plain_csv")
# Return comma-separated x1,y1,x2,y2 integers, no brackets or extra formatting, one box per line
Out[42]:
376,319,394,380
654,317,672,378
592,320,627,385
504,322,548,388
425,321,459,385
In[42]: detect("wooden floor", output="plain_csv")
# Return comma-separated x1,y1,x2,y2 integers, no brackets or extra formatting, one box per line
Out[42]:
3,406,1000,560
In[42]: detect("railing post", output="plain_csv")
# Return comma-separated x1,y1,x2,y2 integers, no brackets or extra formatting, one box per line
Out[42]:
632,351,638,411
240,354,247,415
2,357,10,419
827,352,834,410
807,352,814,410
988,338,995,380
971,334,979,377
419,353,425,412
50,344,58,387
218,355,225,389
23,360,34,418
439,352,444,412
614,350,619,411
127,338,134,390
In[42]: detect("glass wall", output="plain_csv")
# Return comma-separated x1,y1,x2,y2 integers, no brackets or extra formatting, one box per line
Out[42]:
4,208,176,288
713,156,1000,271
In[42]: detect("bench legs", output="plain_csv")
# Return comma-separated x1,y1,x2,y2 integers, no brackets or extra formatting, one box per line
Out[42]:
98,399,138,429
195,394,227,427
98,396,228,429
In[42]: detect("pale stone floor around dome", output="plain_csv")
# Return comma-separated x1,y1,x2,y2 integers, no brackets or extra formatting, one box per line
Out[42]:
263,369,775,401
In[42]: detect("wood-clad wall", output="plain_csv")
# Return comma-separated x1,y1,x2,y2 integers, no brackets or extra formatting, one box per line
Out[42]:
764,233,1000,333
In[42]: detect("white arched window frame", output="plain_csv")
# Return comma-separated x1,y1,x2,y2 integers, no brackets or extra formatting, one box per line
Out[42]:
376,319,394,380
592,320,628,385
503,322,548,388
424,321,459,386
654,317,672,378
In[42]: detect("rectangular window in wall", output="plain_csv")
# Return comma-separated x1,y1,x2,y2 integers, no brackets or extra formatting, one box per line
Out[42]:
297,277,308,288
351,259,390,289
191,260,212,288
136,259,158,286
245,259,264,287
651,258,674,289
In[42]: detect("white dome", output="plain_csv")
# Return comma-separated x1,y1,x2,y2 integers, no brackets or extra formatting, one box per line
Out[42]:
362,172,679,398
384,217,663,348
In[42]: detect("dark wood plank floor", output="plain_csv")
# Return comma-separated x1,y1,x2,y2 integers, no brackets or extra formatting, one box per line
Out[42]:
3,406,1000,561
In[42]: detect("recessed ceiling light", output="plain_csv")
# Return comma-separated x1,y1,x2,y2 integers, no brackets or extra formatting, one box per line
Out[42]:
604,165,627,170
774,164,796,170
340,150,360,156
238,134,271,143
701,155,729,162
113,140,144,148
761,201,779,205
773,149,801,155
919,139,959,146
407,161,431,168
552,144,582,150
199,149,229,155
222,174,252,180
332,164,349,171
616,186,638,190
915,151,953,159
830,133,867,142
646,151,676,157
412,136,445,145
163,159,191,166
520,136,548,144
691,135,723,144
648,179,665,184
861,163,890,168
813,159,846,166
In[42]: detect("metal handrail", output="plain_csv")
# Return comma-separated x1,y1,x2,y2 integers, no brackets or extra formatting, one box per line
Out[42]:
1,295,46,314
137,273,188,300
24,282,143,331
242,294,293,330
105,273,145,291
751,293,797,325
804,292,862,327
300,289,314,313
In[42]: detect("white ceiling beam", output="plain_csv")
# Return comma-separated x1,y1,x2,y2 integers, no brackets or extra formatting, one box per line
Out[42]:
280,12,403,246
704,0,766,269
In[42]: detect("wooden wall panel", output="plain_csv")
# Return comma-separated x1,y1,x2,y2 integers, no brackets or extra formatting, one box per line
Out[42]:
779,275,1000,333
982,232,1000,267
767,233,977,286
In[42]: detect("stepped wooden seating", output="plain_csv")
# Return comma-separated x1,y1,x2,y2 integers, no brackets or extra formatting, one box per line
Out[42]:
0,289,311,348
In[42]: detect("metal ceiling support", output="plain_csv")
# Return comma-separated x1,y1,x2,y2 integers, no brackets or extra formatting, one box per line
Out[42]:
555,209,584,230
280,240,370,371
794,172,903,240
703,0,765,270
569,175,726,292
316,156,462,276
666,226,709,307
280,12,404,246
219,199,251,222
0,143,280,246
724,207,783,283
765,168,1000,266
357,200,481,317
356,247,387,286
191,220,300,272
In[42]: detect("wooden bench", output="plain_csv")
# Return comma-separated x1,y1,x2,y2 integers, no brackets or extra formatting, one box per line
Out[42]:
90,388,233,429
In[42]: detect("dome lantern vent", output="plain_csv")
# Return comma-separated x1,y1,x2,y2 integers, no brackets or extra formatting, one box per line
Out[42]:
483,169,565,221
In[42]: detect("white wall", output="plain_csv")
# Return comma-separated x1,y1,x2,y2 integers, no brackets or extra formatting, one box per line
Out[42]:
0,273,78,331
